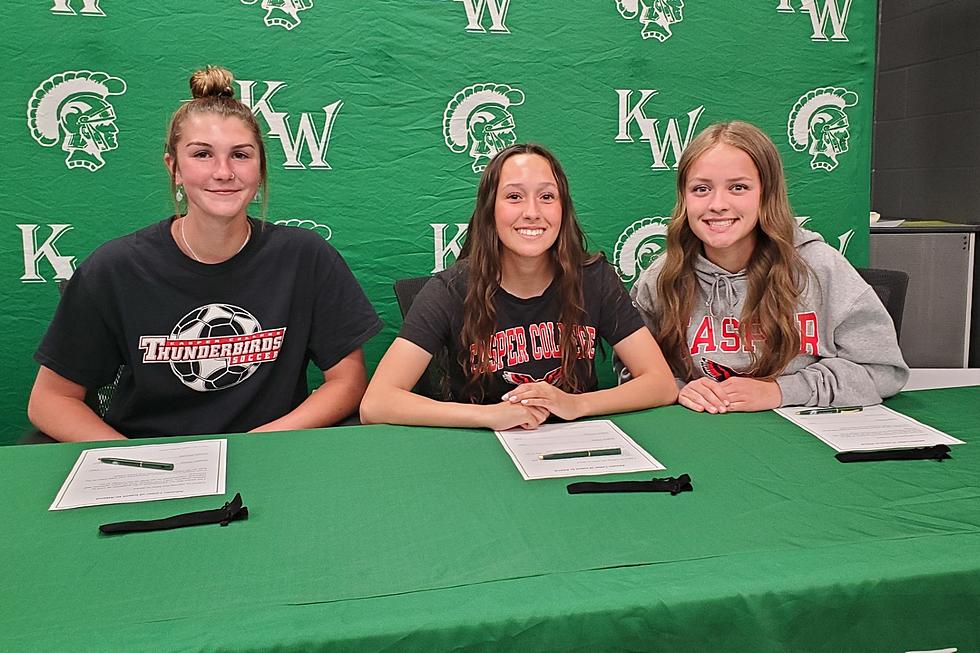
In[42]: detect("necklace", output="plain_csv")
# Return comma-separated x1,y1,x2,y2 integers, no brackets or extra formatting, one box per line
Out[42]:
180,217,251,263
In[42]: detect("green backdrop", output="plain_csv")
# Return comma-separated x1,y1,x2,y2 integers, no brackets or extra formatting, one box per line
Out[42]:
0,1,875,444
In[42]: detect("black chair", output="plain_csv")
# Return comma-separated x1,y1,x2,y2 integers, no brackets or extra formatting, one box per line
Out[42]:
392,276,450,400
856,267,909,338
393,276,431,320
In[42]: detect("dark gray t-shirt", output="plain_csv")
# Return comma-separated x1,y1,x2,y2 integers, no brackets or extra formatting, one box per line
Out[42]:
399,258,643,403
36,217,382,437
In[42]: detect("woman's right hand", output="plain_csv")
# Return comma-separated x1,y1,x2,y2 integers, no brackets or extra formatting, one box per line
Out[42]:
483,401,550,430
362,338,553,430
678,377,731,414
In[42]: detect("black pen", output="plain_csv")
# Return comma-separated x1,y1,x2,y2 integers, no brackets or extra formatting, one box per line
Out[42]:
539,447,621,460
99,457,174,471
797,406,863,415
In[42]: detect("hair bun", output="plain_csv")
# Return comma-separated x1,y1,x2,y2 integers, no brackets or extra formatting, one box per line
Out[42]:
189,65,236,100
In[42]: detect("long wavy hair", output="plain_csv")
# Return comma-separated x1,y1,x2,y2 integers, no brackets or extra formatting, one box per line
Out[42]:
457,143,599,401
656,121,807,380
164,65,269,219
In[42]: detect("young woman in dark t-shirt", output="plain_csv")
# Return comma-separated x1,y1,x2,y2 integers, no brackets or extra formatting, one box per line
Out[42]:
361,144,676,430
28,66,380,441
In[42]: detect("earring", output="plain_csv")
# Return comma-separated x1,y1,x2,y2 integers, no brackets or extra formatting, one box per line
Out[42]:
175,185,184,203
251,188,262,204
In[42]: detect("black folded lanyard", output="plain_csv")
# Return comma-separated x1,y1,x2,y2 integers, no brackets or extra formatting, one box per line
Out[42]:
836,445,951,463
567,473,693,495
99,493,249,535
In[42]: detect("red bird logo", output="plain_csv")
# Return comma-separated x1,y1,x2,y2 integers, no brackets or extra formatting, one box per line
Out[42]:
501,367,563,387
699,358,743,382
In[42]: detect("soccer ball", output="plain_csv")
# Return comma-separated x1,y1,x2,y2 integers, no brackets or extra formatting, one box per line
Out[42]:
169,304,262,392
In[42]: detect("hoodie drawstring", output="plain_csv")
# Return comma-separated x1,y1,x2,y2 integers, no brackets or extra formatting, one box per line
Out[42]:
706,274,740,318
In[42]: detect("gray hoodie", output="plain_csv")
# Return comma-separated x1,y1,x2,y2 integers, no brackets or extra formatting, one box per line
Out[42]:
628,228,909,407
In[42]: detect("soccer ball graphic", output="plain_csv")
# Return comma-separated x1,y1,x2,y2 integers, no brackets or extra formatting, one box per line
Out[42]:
169,304,262,392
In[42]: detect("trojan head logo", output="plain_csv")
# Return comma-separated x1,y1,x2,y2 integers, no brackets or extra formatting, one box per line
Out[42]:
274,218,333,240
50,0,104,15
241,0,312,30
614,216,670,284
139,304,286,392
443,83,524,173
787,86,858,172
615,0,684,41
27,71,126,172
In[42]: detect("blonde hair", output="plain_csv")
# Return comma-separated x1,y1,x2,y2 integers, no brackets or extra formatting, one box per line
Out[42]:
164,66,268,218
656,121,807,379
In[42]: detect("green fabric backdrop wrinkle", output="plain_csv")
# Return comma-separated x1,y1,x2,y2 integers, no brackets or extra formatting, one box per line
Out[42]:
1,5,875,446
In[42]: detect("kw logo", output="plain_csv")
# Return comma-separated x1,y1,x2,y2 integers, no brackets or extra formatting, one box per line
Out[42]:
237,80,343,170
796,217,856,255
432,223,469,272
454,0,511,33
836,228,855,254
615,89,704,170
18,224,76,283
50,0,104,15
776,0,852,42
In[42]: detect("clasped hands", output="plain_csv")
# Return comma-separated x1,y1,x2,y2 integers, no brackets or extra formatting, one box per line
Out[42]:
677,376,781,413
489,375,780,430
491,382,583,430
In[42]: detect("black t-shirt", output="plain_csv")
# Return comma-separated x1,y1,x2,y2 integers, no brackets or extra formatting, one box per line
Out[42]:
35,217,382,437
399,258,644,403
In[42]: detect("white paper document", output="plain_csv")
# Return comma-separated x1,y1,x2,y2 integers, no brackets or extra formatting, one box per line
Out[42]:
774,405,965,452
872,219,905,228
495,420,665,480
50,439,227,511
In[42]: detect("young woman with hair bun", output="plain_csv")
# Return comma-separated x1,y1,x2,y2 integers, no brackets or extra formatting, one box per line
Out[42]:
29,65,381,441
624,121,908,413
361,143,677,430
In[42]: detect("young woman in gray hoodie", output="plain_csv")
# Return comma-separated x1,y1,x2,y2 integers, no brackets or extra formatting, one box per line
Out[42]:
628,121,908,413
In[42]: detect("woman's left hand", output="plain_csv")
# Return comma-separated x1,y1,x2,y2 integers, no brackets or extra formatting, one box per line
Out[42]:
502,382,585,421
718,377,782,412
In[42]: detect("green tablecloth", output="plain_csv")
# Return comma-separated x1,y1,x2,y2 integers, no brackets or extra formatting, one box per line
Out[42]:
2,387,978,652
